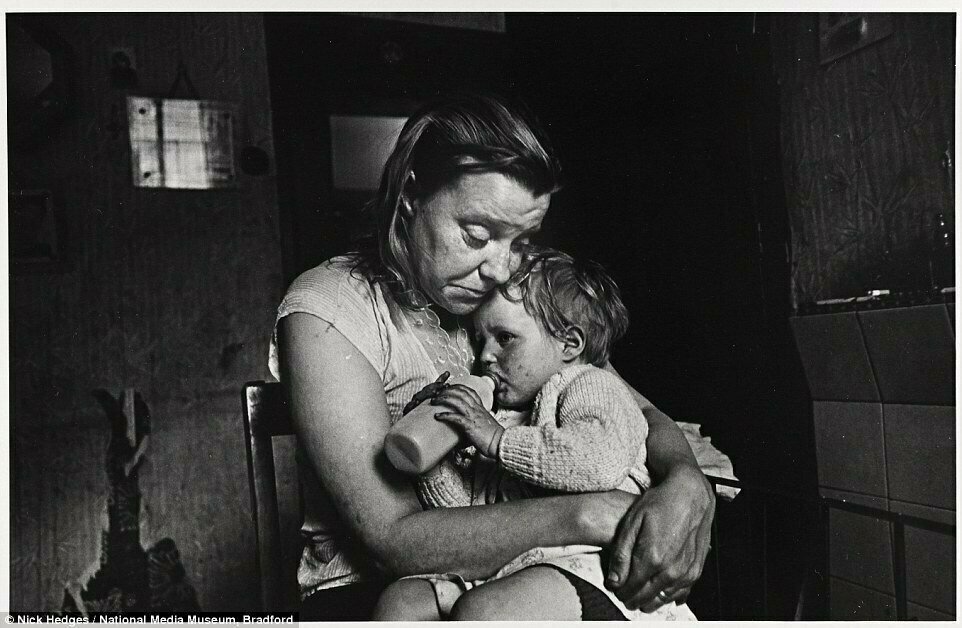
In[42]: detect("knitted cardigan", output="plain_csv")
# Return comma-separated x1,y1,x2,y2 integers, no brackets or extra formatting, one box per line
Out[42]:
418,363,651,508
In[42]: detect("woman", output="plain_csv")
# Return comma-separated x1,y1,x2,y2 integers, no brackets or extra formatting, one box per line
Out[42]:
270,93,715,620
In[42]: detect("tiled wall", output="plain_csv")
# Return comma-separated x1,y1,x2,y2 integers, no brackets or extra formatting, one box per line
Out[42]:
791,301,955,619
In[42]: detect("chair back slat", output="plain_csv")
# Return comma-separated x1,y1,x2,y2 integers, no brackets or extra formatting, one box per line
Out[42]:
242,381,292,612
246,382,292,437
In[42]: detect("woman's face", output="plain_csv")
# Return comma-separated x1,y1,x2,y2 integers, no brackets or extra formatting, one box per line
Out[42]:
408,172,550,315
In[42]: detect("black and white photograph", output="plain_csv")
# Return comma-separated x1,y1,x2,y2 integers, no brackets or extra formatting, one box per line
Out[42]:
5,8,957,622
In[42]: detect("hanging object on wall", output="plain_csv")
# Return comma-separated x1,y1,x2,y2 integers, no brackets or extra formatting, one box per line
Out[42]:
7,15,74,150
240,145,271,176
819,13,894,65
61,389,200,616
108,47,139,90
126,96,237,189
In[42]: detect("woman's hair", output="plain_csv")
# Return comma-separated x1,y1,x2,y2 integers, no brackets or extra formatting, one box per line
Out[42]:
501,248,630,367
353,92,562,310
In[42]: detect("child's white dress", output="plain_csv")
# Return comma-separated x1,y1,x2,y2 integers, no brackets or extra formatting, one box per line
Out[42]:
411,364,698,621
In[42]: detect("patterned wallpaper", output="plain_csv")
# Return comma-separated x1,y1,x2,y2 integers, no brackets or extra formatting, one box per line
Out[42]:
10,12,283,425
770,14,955,305
9,13,283,611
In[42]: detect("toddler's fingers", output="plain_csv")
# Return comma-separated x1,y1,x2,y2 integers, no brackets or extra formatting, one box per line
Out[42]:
421,373,452,399
435,384,483,407
404,387,437,415
433,412,466,427
402,372,451,415
430,393,470,415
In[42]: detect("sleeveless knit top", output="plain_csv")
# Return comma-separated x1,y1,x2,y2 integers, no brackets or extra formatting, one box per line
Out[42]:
268,257,474,598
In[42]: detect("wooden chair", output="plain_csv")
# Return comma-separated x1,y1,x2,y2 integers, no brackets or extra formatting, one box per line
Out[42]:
242,380,299,612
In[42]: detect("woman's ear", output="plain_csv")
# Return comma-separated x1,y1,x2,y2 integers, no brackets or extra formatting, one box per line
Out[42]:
401,171,419,217
400,195,416,217
561,326,586,363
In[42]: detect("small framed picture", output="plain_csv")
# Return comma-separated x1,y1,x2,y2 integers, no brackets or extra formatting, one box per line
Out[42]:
10,189,68,272
819,13,894,65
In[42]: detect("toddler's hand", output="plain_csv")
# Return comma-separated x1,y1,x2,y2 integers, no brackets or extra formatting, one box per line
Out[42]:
431,384,504,458
402,371,451,415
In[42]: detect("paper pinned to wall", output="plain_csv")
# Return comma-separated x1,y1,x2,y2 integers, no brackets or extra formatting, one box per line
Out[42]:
127,96,236,189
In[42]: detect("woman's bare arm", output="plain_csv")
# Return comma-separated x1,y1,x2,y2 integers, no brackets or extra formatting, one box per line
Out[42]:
279,313,633,580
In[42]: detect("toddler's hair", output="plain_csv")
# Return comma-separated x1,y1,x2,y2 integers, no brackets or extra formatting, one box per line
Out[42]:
501,248,630,366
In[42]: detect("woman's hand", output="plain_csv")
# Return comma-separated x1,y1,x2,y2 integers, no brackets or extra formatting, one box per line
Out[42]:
432,384,504,458
600,361,716,611
605,463,715,611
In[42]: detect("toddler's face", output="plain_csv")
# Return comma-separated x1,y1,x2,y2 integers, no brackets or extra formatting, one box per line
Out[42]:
473,291,567,409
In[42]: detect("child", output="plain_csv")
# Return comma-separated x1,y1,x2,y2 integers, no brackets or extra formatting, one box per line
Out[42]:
372,248,697,622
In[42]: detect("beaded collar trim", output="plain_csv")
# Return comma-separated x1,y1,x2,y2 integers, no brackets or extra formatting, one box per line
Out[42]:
408,306,474,377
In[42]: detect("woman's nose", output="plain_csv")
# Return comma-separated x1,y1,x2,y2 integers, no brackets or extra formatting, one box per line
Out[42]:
479,243,513,285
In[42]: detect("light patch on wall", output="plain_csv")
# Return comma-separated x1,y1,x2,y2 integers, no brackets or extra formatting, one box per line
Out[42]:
127,96,236,189
330,115,407,191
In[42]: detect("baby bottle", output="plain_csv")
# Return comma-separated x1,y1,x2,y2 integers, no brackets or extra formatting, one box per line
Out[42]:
384,373,497,474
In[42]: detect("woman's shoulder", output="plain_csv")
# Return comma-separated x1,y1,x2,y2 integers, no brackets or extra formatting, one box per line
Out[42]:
274,255,395,377
288,255,374,300
278,255,390,329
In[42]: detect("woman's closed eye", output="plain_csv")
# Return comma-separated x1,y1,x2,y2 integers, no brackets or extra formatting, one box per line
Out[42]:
462,225,491,248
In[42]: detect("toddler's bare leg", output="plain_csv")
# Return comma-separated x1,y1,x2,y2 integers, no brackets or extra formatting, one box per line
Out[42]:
371,579,441,621
449,566,582,621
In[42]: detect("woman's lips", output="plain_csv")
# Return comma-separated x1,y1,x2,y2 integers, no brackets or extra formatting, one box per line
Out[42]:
453,285,489,298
